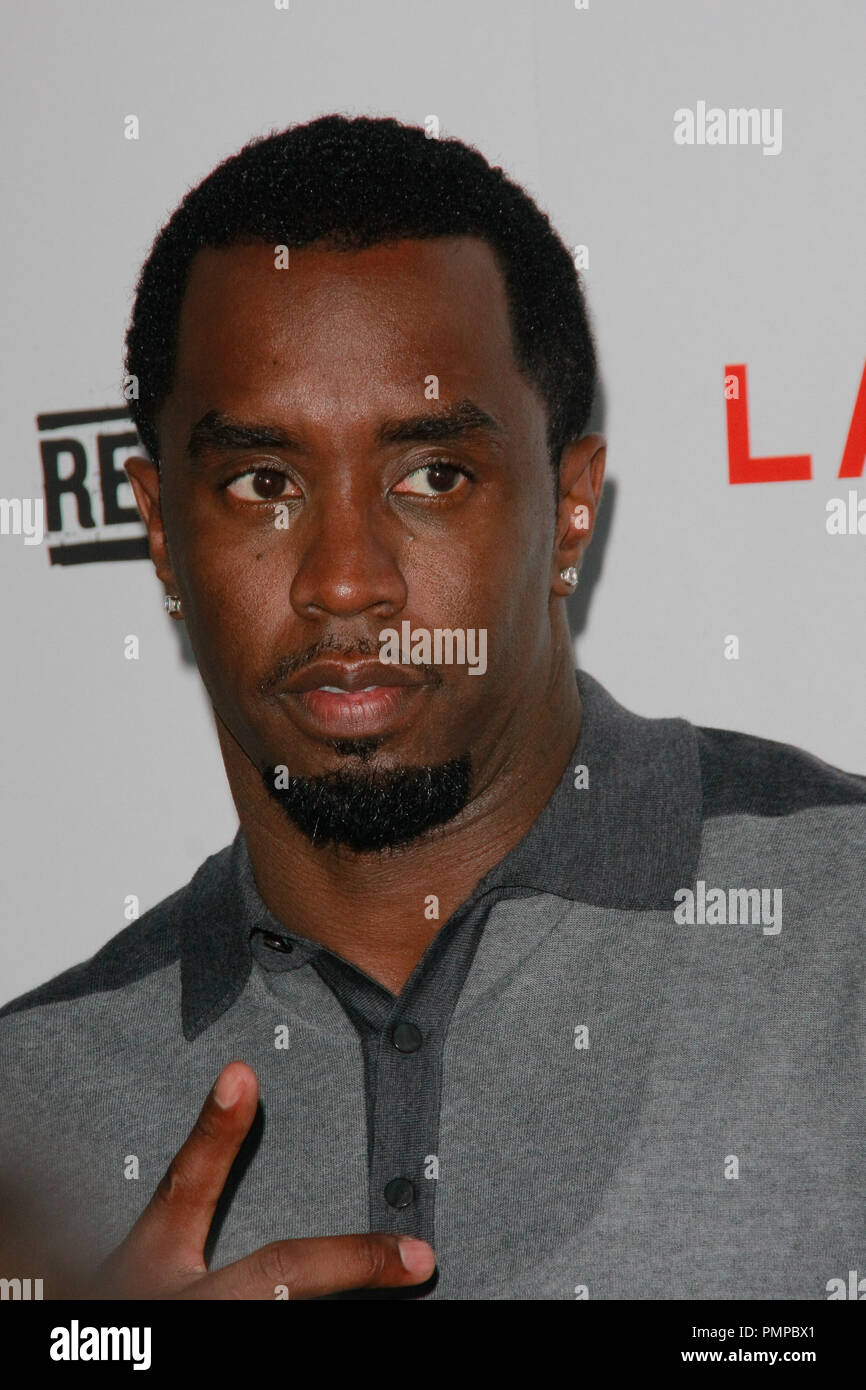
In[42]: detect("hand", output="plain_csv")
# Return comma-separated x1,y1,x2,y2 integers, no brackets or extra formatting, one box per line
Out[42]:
90,1061,436,1300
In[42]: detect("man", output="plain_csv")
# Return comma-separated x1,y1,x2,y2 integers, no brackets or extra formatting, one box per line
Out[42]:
1,115,863,1301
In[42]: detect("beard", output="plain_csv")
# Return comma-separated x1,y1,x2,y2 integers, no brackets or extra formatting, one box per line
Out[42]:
262,745,472,852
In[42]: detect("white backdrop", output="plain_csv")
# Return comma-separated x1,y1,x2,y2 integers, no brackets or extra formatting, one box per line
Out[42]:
2,0,864,1004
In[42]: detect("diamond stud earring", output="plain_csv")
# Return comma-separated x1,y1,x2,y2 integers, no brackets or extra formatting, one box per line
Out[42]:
164,594,183,616
560,566,580,588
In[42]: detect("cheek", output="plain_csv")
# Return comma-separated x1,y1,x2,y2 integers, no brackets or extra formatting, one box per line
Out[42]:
176,542,288,692
484,523,554,667
411,543,546,678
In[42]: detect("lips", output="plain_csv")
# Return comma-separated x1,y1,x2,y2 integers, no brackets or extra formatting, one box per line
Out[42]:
277,658,427,738
282,658,425,695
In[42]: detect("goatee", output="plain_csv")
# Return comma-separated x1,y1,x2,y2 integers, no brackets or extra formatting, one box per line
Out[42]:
263,753,472,852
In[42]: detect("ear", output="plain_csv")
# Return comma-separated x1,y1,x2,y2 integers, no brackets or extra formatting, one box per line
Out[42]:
124,456,179,598
550,433,606,595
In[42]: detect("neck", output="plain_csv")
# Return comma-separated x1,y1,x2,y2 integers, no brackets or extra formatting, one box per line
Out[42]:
219,643,581,995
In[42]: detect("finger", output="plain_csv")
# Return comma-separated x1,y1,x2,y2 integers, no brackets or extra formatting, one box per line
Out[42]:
178,1232,437,1301
110,1061,259,1273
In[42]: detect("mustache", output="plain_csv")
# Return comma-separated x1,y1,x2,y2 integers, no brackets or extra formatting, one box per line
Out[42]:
258,630,442,694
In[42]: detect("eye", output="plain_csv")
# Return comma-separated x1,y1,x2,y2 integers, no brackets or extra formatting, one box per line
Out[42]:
393,461,471,498
225,467,301,502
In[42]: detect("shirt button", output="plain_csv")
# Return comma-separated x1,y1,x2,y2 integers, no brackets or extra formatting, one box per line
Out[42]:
261,933,293,954
384,1177,416,1209
391,1021,422,1052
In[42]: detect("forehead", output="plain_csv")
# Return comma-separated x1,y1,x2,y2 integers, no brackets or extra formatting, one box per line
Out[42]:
165,236,532,423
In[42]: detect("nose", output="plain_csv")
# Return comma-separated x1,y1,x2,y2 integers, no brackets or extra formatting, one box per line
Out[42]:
289,488,408,623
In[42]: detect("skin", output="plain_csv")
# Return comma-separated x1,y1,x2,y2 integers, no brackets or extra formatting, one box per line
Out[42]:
119,234,605,1298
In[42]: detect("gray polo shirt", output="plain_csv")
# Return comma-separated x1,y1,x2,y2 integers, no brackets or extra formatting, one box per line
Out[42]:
2,669,864,1299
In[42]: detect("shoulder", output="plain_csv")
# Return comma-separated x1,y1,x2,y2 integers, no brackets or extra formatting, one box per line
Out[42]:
692,722,866,919
0,891,183,1027
0,841,234,1024
694,721,866,819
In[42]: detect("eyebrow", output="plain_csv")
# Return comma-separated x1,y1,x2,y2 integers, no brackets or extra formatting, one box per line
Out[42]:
185,399,503,462
376,400,503,446
186,412,300,461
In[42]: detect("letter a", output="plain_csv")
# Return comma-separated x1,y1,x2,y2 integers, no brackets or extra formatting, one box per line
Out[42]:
838,361,866,479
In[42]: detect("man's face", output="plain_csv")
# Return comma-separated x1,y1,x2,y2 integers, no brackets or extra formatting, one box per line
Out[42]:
150,236,563,810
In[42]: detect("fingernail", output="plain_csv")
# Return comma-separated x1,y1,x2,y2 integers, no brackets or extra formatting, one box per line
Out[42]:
213,1068,242,1109
398,1237,435,1277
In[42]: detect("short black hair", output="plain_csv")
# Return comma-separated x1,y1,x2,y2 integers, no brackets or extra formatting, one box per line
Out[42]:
123,114,596,471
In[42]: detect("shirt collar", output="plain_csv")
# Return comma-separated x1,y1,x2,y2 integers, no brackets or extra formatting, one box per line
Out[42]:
477,668,702,906
178,668,702,1040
